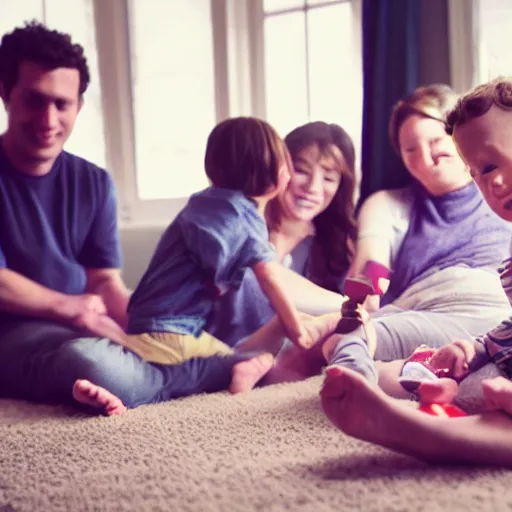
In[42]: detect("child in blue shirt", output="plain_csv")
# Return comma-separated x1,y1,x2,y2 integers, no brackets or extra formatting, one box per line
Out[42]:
123,117,337,392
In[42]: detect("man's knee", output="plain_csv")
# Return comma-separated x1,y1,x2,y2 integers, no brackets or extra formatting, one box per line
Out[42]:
57,339,131,396
58,338,156,407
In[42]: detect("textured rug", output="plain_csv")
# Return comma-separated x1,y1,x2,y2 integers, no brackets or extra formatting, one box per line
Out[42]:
1,376,511,512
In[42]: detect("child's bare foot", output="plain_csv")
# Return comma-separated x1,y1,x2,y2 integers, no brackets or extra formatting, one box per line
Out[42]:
72,379,127,415
268,342,325,384
229,353,274,394
482,377,512,415
296,312,341,350
417,378,459,404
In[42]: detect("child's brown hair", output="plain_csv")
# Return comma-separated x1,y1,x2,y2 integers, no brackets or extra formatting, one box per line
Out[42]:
446,77,512,135
204,117,290,197
389,84,458,154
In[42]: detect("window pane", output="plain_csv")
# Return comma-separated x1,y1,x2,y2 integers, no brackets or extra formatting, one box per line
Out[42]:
0,1,45,134
44,0,107,168
264,12,309,136
264,0,304,13
129,0,215,200
307,3,362,151
478,0,512,80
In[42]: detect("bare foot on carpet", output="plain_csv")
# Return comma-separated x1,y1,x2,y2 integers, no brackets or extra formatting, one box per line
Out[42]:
321,365,401,442
417,378,459,404
482,377,512,415
320,365,512,467
229,353,274,394
72,379,127,415
320,365,441,450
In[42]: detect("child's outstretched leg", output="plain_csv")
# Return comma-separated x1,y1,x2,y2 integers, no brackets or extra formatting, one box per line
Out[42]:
239,311,341,385
322,326,379,385
72,379,127,416
321,366,512,467
229,353,274,394
482,377,512,415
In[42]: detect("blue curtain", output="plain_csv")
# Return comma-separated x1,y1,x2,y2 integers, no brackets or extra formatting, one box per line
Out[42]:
359,0,421,205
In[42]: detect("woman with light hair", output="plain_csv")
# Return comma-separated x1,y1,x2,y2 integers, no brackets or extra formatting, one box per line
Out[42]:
322,84,512,388
321,78,512,468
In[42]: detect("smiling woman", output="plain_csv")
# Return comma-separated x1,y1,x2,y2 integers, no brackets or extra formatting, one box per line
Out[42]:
207,121,357,358
320,84,512,393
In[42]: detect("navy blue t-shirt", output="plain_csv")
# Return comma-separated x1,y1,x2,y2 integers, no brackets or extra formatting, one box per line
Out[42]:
0,142,122,307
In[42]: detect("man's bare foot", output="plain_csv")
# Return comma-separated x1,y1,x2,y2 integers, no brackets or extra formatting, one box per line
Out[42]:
417,378,459,404
482,377,512,415
229,353,274,394
72,379,127,416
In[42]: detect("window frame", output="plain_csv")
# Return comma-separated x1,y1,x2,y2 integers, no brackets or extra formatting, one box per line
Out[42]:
91,0,362,227
447,0,479,93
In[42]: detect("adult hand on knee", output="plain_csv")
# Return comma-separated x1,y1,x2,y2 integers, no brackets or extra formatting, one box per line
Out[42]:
57,293,107,325
61,294,127,344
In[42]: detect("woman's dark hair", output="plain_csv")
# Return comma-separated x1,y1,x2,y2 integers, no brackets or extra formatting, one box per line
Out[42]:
0,20,90,99
268,121,357,290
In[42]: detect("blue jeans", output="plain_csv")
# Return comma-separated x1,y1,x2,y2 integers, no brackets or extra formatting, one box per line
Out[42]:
0,319,249,409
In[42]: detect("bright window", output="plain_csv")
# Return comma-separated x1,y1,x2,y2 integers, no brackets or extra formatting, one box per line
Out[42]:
476,0,512,82
0,0,106,168
263,0,362,154
128,0,216,200
264,11,309,134
0,0,363,224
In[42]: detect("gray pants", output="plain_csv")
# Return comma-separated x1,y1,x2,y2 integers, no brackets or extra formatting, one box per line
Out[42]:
329,305,502,384
0,319,249,409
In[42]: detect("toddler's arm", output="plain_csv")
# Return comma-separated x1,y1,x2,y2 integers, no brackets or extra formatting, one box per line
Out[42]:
252,260,312,349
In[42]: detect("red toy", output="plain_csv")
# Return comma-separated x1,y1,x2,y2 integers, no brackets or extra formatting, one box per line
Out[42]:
418,403,468,418
399,346,468,418
399,346,452,388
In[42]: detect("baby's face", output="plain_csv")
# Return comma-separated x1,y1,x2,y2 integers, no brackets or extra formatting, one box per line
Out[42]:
454,105,512,222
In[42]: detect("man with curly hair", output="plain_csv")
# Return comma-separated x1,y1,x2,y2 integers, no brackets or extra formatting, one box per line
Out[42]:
0,21,269,414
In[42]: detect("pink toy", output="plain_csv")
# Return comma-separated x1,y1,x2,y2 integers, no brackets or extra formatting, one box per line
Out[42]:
343,260,391,302
335,260,391,335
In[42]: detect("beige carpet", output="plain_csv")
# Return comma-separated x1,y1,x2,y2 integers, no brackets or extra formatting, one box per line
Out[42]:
1,377,511,512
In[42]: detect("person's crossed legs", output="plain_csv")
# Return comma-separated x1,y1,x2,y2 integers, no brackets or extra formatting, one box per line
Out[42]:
72,351,274,414
0,319,274,416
